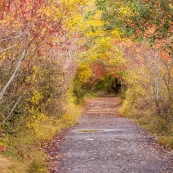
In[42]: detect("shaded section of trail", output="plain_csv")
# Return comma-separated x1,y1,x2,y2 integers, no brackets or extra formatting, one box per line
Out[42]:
46,97,173,173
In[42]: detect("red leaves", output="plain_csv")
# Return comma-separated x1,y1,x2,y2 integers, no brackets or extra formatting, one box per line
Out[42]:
38,0,43,3
42,24,46,28
47,41,54,47
55,3,60,8
89,63,106,84
58,31,61,36
0,145,6,152
49,28,54,34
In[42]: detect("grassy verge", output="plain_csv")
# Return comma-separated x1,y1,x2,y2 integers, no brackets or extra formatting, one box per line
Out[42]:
121,103,173,149
137,114,173,148
0,102,81,173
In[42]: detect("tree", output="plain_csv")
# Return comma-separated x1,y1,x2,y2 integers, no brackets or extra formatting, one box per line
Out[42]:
96,0,173,51
0,0,96,130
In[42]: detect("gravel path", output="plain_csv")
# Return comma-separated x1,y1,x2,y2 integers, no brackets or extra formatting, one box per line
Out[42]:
47,97,173,173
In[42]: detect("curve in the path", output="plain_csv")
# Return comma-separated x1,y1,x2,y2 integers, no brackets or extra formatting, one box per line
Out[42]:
47,97,173,173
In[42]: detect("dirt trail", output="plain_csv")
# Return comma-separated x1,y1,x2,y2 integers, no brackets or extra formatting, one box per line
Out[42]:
46,97,173,173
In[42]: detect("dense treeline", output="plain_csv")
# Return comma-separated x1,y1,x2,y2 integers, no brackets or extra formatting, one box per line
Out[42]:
0,0,88,132
96,0,173,146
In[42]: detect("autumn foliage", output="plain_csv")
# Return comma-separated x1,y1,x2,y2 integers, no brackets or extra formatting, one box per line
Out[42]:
0,0,90,131
1,0,173,171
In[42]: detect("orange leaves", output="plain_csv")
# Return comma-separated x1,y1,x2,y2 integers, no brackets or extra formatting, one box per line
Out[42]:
145,25,157,37
161,139,165,144
160,52,171,62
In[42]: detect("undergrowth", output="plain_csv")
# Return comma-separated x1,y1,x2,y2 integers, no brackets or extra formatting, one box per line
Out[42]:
121,97,173,149
0,102,81,173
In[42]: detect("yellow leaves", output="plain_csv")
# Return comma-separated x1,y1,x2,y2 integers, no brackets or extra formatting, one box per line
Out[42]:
85,19,104,37
38,5,61,21
169,3,173,9
28,90,45,131
86,0,95,6
87,54,98,62
64,0,78,6
0,52,6,64
41,28,47,35
99,37,110,46
77,64,92,83
31,90,43,105
27,106,46,131
64,0,88,8
66,15,83,30
119,6,133,17
108,54,124,66
111,29,122,40
25,66,39,84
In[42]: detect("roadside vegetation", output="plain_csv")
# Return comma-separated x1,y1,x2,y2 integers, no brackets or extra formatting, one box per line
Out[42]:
96,0,173,148
0,93,81,173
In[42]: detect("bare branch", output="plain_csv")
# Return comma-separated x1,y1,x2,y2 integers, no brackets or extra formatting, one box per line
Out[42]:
0,49,27,101
0,96,22,126
0,45,17,54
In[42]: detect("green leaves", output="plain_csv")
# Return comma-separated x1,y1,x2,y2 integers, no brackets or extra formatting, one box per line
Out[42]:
96,0,173,49
96,0,110,10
